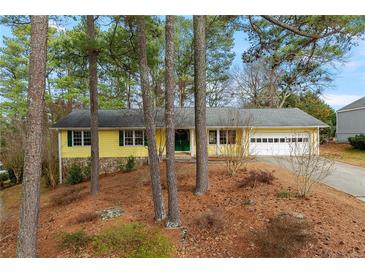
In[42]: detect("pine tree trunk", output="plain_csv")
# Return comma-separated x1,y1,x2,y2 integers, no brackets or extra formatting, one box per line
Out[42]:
136,16,165,222
16,15,48,258
87,15,99,195
165,15,180,228
0,192,5,223
193,16,209,195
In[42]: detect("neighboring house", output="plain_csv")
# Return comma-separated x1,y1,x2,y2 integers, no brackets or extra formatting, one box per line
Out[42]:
336,96,365,143
52,108,327,183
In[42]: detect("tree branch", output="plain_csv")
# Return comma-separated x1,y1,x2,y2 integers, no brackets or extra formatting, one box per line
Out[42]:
261,16,322,39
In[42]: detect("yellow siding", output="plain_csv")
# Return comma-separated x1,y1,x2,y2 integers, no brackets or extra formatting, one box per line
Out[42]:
61,130,149,158
60,127,319,158
156,128,166,156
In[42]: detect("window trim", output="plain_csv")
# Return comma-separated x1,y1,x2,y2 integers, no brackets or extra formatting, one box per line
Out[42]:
122,130,145,147
72,130,91,147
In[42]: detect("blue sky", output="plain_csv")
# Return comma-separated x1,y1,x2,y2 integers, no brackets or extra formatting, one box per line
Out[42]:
1,20,364,110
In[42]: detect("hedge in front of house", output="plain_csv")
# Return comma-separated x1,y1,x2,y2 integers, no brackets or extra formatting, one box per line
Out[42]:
348,134,365,150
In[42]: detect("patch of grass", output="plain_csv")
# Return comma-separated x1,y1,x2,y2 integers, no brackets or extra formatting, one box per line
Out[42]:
92,223,175,258
238,169,276,188
196,206,225,233
254,213,313,258
51,185,88,206
321,143,365,167
59,229,91,254
276,190,298,199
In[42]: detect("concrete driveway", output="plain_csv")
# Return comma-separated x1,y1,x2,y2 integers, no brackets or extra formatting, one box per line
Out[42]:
258,156,365,202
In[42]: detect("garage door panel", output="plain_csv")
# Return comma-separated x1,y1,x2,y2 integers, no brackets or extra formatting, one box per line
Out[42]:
250,132,310,156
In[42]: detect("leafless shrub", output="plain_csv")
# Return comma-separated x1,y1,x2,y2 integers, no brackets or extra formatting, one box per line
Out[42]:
238,169,276,188
254,213,313,257
51,185,88,206
286,133,335,197
73,212,99,224
0,123,25,184
218,109,255,176
196,206,225,232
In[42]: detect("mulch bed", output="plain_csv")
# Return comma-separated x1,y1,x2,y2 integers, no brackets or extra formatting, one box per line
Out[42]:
1,162,365,258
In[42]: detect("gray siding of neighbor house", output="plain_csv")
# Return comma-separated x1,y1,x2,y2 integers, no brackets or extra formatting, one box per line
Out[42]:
336,108,365,142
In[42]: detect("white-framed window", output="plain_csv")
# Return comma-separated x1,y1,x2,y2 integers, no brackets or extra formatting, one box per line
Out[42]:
134,130,144,145
121,130,145,146
72,130,91,146
228,130,236,144
219,130,227,144
83,131,91,146
219,130,236,145
124,130,134,146
209,130,217,144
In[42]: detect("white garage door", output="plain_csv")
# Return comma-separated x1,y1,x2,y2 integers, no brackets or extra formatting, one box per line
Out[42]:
249,132,310,156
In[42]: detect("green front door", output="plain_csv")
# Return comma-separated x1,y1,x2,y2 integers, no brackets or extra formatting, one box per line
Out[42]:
175,130,190,151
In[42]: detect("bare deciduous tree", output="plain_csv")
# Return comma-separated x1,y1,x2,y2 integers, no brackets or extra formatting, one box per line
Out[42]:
0,123,25,184
16,15,48,258
193,15,209,195
218,109,254,176
165,15,181,228
230,60,281,108
286,133,335,197
87,15,100,195
137,16,165,221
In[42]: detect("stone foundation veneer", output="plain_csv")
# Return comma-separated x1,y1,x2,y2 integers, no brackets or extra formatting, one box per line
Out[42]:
61,157,147,182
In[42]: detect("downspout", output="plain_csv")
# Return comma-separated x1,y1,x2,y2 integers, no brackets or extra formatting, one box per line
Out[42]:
58,129,63,184
317,126,320,155
217,129,220,156
190,129,194,158
335,111,338,142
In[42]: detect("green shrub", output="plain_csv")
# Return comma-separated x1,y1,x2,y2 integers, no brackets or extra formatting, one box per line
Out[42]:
348,134,365,150
66,163,84,185
92,223,174,258
59,230,91,253
119,156,137,172
83,159,91,180
0,172,9,182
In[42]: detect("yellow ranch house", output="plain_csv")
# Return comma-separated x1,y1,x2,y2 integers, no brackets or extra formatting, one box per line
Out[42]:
52,107,328,183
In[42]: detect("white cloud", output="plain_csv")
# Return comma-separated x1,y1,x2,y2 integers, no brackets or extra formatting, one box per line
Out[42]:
49,20,66,32
343,60,362,71
321,93,362,110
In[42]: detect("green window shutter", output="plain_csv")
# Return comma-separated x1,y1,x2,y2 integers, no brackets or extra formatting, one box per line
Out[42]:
144,130,148,146
119,130,124,146
67,130,73,147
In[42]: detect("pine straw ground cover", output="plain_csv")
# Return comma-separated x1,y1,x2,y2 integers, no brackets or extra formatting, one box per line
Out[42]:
1,162,365,258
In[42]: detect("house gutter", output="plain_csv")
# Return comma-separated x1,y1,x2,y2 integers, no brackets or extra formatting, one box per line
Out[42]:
50,125,329,130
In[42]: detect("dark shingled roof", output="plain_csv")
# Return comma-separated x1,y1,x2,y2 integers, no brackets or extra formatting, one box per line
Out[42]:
52,108,328,129
337,96,365,112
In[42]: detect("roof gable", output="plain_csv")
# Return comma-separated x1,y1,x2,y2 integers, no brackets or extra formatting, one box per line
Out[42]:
337,96,365,112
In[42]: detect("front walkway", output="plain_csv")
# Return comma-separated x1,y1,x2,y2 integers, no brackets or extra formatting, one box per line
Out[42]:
258,156,365,202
